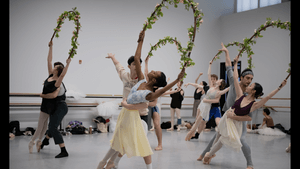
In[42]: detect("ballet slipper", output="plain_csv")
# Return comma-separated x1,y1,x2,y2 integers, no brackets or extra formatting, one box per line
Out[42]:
197,155,203,161
246,166,254,169
150,127,155,131
166,128,173,131
97,160,107,169
105,161,115,169
177,127,180,131
185,130,195,141
154,145,163,151
28,140,35,154
36,140,42,153
202,152,216,165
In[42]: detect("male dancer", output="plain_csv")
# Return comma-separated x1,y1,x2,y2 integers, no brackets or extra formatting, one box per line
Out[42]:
198,43,255,169
105,53,149,169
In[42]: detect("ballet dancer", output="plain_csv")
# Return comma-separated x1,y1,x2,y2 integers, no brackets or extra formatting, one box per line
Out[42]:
192,72,207,118
166,80,184,131
38,41,71,158
97,30,185,169
28,41,70,155
202,53,287,165
144,55,163,151
185,59,229,141
104,52,146,168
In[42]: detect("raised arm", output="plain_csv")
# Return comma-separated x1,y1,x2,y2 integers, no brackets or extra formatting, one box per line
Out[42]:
184,82,203,89
146,67,185,101
195,72,203,83
233,57,243,99
134,31,145,81
144,55,150,82
105,53,120,66
55,58,71,88
250,79,287,112
207,61,213,87
47,41,53,75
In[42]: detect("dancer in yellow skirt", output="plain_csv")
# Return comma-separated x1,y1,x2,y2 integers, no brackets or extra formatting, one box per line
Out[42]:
97,30,185,169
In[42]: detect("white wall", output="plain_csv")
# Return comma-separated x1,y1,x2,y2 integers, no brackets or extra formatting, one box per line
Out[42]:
9,0,233,129
219,2,291,129
10,0,290,130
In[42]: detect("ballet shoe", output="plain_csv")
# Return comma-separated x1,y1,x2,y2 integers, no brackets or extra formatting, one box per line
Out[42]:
166,128,173,131
36,140,42,153
202,152,216,165
105,161,115,169
28,141,35,154
97,160,107,169
197,155,203,161
246,166,254,169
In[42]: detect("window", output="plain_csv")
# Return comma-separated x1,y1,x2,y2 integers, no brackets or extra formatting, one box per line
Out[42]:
236,0,282,13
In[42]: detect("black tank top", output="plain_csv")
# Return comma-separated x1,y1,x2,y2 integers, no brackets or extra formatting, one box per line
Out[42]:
170,88,184,109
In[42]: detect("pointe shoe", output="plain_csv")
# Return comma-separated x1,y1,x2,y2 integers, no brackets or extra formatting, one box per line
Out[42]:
202,152,216,165
105,161,115,169
36,140,42,152
197,155,203,161
246,167,254,169
28,141,35,153
166,128,173,131
97,161,106,169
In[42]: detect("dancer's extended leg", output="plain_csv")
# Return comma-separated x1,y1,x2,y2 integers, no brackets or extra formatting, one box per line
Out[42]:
97,147,118,169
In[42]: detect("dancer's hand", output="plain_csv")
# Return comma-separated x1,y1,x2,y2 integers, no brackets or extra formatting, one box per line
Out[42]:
279,79,287,89
48,41,53,47
106,53,115,59
227,109,236,119
185,130,196,141
184,83,189,88
177,67,185,81
137,30,145,42
218,42,228,52
66,58,71,65
121,98,127,107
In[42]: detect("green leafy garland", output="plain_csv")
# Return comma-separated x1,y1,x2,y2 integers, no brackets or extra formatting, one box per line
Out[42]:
214,18,291,69
142,0,204,78
50,7,81,59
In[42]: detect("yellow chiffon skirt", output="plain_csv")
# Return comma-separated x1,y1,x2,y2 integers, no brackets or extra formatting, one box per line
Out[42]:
110,107,153,158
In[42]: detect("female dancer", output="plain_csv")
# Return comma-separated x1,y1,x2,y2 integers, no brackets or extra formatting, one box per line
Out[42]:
144,56,163,151
192,72,207,118
40,41,71,158
166,81,184,131
185,59,229,141
202,54,287,165
28,41,70,154
97,30,185,169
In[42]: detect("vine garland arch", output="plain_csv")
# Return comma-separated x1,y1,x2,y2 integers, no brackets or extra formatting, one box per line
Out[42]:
50,7,81,59
140,0,204,79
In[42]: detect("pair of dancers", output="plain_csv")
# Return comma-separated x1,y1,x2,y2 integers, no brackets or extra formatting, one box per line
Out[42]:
97,30,185,169
186,42,287,169
28,41,70,158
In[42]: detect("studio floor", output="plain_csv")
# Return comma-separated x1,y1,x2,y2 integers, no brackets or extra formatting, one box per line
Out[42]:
9,129,290,169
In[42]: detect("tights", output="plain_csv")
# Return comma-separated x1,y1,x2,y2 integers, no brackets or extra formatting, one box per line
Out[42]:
169,108,181,129
30,111,49,142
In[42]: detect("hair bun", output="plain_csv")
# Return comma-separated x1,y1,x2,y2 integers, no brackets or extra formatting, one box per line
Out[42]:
259,92,264,97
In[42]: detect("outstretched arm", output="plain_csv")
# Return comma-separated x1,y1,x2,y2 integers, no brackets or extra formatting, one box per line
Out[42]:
233,57,243,100
106,53,120,66
55,58,71,88
134,31,145,81
184,82,203,89
250,79,287,112
207,61,213,87
195,72,203,83
144,55,149,82
47,41,53,75
202,87,229,104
